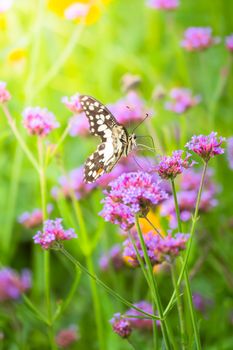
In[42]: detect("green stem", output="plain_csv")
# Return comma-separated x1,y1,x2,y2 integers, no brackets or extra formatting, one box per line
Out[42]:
170,166,208,350
46,124,70,166
135,216,172,350
1,104,39,173
171,264,186,350
32,24,84,97
38,138,56,348
59,246,160,321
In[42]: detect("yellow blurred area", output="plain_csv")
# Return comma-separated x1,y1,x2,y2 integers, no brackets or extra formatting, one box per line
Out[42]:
7,48,26,63
47,0,111,25
139,210,164,235
0,14,6,29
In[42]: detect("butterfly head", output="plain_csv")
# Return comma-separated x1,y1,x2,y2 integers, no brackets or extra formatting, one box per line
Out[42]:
127,133,137,155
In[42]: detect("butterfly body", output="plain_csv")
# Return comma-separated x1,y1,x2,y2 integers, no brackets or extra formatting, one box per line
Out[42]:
79,95,137,183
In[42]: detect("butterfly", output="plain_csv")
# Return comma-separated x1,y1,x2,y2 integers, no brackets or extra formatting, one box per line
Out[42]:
79,95,137,183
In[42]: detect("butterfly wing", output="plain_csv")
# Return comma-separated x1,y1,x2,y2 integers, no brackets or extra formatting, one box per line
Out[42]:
79,95,119,142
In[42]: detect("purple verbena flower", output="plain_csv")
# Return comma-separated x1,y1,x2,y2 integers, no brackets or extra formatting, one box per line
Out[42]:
123,231,189,266
0,81,11,103
147,0,179,10
0,268,31,301
107,91,153,126
110,313,132,338
55,326,79,348
165,88,201,114
62,93,82,114
18,204,53,229
181,27,219,51
225,34,233,52
100,172,167,230
227,137,233,169
69,112,90,137
33,218,77,249
186,132,225,162
156,150,194,180
99,244,124,271
22,107,59,137
52,166,96,200
125,301,158,329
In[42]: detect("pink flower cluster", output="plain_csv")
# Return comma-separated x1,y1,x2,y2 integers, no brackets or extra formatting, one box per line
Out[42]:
55,326,79,348
64,3,89,20
156,150,194,180
99,244,124,271
186,132,225,162
181,27,219,51
123,231,189,266
107,91,153,126
33,218,77,249
0,81,11,103
225,34,233,52
165,88,201,114
22,107,60,137
0,267,31,302
18,204,53,229
68,113,90,137
147,0,179,10
62,93,82,114
110,313,132,338
100,172,167,230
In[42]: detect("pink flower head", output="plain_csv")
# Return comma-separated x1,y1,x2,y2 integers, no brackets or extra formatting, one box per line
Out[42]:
55,326,79,348
225,34,233,52
0,0,14,13
107,91,153,126
52,166,96,200
18,204,53,229
33,218,77,249
181,27,219,51
0,268,31,302
110,313,132,338
0,81,11,103
123,231,189,266
22,107,59,137
186,132,225,162
99,245,124,271
62,93,82,114
100,172,168,231
69,112,89,137
165,88,201,114
147,0,179,10
64,3,89,20
125,301,158,329
227,137,233,170
156,150,194,180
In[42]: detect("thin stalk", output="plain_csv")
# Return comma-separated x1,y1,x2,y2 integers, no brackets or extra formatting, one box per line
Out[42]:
143,214,163,237
32,24,84,97
1,104,39,173
171,264,186,350
46,124,70,166
59,246,160,321
170,167,208,350
135,216,172,350
38,138,56,348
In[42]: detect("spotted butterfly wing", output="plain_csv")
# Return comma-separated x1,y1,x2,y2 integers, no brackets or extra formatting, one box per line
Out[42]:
79,95,136,183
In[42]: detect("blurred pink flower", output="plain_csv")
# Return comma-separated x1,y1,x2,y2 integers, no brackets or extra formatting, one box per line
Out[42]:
0,268,31,302
165,88,201,114
181,27,219,51
147,0,179,10
56,326,79,348
126,301,159,329
18,204,53,229
69,112,89,136
0,0,14,13
110,313,132,338
62,93,82,114
225,34,233,52
0,81,11,103
22,107,59,137
107,91,153,126
64,3,89,20
99,244,124,271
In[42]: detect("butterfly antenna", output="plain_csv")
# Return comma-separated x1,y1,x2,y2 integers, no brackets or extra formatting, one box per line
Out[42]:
132,113,149,133
132,155,145,171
